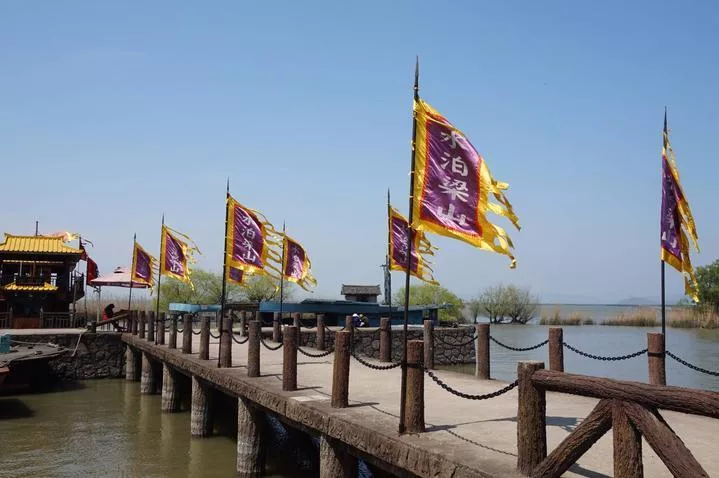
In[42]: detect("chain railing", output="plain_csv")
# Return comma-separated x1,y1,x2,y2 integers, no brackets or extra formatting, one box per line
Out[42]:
563,341,647,361
231,333,249,345
350,351,401,370
425,367,519,400
434,333,477,348
260,336,283,351
490,336,548,352
298,346,334,358
666,350,719,377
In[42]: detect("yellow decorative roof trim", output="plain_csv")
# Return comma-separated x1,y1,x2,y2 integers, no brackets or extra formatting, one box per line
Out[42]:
0,234,82,254
2,282,59,292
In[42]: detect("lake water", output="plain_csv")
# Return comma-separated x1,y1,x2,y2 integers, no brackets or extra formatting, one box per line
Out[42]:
0,380,377,478
443,323,719,392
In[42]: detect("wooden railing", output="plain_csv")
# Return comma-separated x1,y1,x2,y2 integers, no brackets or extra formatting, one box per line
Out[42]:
517,362,718,477
0,312,10,329
41,312,86,328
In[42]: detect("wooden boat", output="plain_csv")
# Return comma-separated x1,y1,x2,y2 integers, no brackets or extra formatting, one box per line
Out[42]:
0,343,68,393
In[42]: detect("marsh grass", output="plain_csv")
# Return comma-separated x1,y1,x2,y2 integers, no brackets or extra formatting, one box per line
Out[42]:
668,307,719,329
539,308,592,326
602,307,659,326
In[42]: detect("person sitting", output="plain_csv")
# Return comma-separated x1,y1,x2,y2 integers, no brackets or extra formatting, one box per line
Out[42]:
103,303,115,321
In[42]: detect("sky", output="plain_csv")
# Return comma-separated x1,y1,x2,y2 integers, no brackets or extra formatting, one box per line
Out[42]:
1,1,717,304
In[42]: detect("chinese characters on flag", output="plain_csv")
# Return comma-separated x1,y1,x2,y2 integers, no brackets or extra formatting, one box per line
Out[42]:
660,114,699,301
131,241,156,287
412,99,520,267
160,225,199,285
282,235,317,291
388,206,437,284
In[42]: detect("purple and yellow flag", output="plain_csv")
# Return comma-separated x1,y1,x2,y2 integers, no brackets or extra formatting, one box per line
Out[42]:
227,266,245,286
226,195,282,279
282,234,317,291
661,112,699,301
412,99,520,267
131,241,157,287
388,206,438,284
160,225,200,286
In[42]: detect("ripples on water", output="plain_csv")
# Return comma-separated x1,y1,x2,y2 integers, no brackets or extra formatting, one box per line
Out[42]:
0,381,375,477
443,324,719,392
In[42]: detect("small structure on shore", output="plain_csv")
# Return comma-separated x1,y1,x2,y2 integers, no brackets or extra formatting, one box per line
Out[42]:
0,234,85,328
341,284,381,303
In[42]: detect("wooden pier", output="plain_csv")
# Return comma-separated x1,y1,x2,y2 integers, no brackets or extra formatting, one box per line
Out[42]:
121,314,719,477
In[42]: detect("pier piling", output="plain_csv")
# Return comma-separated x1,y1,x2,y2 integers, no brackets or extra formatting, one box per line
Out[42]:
548,327,564,372
379,317,391,362
191,376,214,437
140,351,157,394
199,316,210,360
319,435,356,478
248,319,260,377
404,340,425,433
332,330,351,408
161,363,182,412
157,312,165,345
125,345,141,381
236,397,265,477
169,315,177,349
316,314,326,351
220,315,232,368
147,311,155,343
182,314,192,354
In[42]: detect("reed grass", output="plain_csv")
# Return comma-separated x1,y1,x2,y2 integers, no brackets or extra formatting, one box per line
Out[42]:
539,308,591,326
668,307,719,329
602,307,658,327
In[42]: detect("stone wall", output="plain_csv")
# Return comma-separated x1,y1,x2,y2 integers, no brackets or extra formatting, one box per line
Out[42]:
9,332,125,380
296,326,476,365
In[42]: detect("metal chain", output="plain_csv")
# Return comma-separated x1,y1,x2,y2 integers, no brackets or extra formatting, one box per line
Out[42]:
192,329,202,336
176,327,184,334
209,331,220,339
666,350,719,377
425,368,519,400
350,351,402,370
434,333,477,348
563,342,647,361
260,336,284,351
231,333,249,345
298,347,334,358
490,336,548,352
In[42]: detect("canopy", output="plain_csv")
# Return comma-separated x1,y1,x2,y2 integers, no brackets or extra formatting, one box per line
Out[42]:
90,266,151,289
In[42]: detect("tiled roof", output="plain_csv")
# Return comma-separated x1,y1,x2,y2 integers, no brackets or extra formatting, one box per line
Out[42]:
0,234,82,254
341,284,381,296
2,282,58,292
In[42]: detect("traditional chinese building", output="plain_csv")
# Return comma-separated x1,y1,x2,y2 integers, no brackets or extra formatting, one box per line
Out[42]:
0,234,85,328
340,284,382,303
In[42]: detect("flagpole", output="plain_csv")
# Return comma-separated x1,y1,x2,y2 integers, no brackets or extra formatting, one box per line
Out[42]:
218,179,230,367
128,233,135,313
399,57,419,434
386,188,393,318
155,214,164,322
661,108,668,337
279,222,286,321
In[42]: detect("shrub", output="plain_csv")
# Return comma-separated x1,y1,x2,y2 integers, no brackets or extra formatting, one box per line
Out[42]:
602,308,658,326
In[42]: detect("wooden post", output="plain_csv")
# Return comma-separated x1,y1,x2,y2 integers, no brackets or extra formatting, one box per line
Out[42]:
319,435,356,478
476,323,490,379
219,316,232,368
140,351,156,394
157,312,166,345
125,345,140,381
272,312,281,342
423,320,434,370
613,401,643,478
199,316,210,360
168,315,177,349
548,327,564,372
516,361,546,475
404,340,425,433
191,375,214,437
138,311,146,339
283,325,298,391
131,310,138,335
147,311,155,342
648,332,666,386
248,320,260,377
161,363,182,412
332,331,351,408
182,314,192,354
239,311,248,337
316,314,326,351
379,317,391,362
236,397,265,477
345,315,354,347
293,312,301,329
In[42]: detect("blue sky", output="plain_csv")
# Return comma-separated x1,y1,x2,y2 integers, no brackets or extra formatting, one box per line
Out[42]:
1,1,717,303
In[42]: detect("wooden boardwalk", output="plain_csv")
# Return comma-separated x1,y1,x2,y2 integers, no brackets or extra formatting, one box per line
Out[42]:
124,328,719,477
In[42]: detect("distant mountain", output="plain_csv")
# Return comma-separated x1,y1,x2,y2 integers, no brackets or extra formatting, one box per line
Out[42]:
616,297,655,306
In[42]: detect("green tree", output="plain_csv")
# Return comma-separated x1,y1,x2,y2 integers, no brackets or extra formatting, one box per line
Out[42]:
393,284,463,323
472,284,539,324
157,269,294,310
695,259,719,313
473,284,510,324
503,285,539,324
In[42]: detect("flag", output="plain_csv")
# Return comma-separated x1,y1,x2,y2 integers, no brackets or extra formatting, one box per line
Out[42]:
86,256,98,285
131,241,157,287
661,112,699,302
47,231,80,242
282,234,317,291
411,99,520,267
227,266,245,285
225,195,282,278
160,225,200,286
388,206,438,284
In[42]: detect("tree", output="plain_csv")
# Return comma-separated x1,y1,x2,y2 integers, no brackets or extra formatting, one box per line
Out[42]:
503,285,539,324
695,259,719,313
474,284,510,324
157,268,294,310
393,284,463,323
